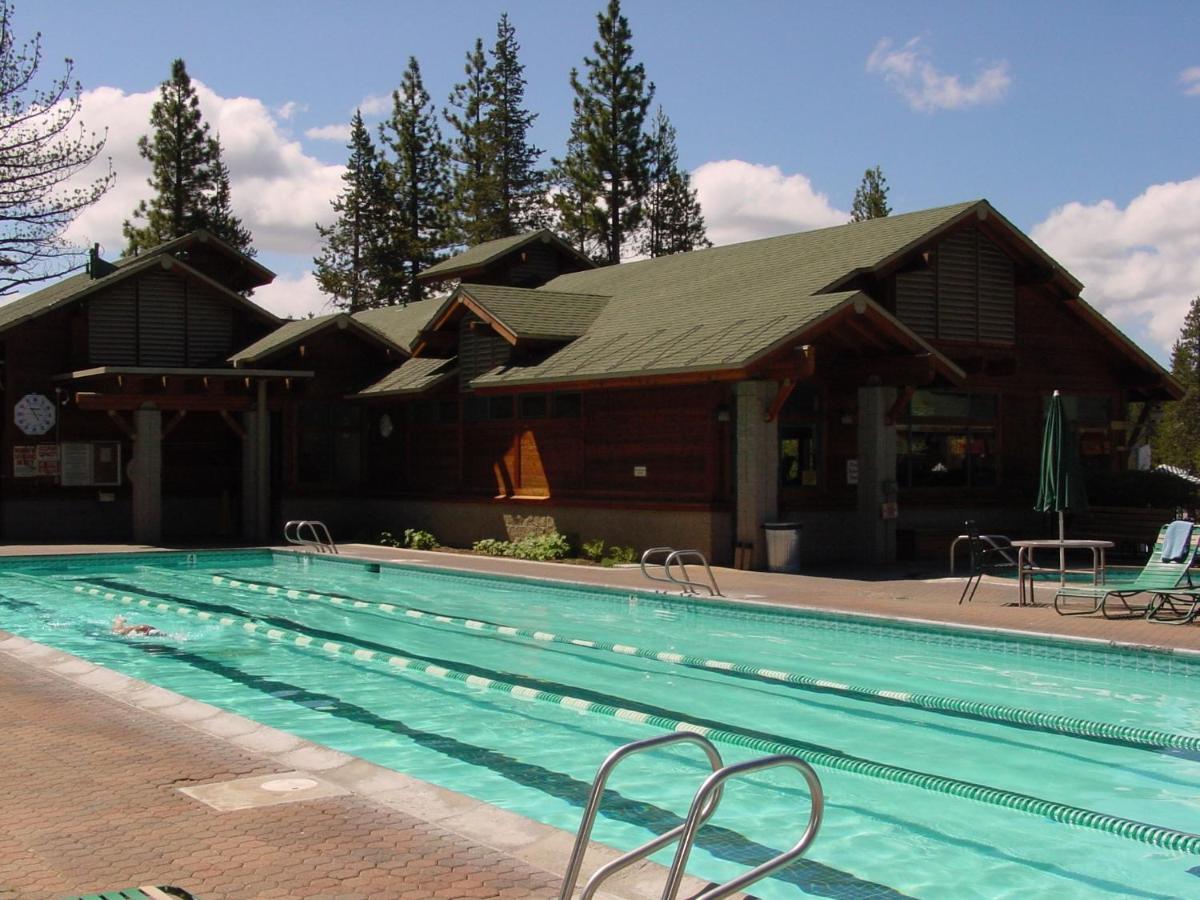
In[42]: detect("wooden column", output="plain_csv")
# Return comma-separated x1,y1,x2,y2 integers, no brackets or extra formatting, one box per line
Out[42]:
241,380,271,543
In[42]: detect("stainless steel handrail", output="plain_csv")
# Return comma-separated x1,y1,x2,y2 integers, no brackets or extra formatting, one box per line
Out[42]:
639,547,722,596
283,519,338,554
558,732,725,900
661,754,824,899
664,550,722,597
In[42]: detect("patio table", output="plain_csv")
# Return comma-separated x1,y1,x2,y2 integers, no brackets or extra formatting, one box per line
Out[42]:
1011,539,1114,606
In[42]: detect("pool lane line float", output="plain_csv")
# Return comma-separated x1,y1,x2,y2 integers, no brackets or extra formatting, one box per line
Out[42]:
52,574,1200,856
178,569,1200,758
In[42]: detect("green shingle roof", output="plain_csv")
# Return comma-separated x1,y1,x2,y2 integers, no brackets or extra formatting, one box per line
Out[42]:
474,202,985,386
418,229,595,281
356,356,457,397
230,314,341,364
458,284,610,340
353,299,443,351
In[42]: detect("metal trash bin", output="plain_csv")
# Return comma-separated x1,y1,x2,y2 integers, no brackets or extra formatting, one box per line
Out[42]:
763,522,802,573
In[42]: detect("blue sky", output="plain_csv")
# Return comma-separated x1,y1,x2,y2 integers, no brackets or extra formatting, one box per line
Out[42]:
19,1,1200,362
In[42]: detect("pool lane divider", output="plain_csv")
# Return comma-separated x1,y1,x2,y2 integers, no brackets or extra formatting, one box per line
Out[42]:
179,569,1200,757
50,573,1200,856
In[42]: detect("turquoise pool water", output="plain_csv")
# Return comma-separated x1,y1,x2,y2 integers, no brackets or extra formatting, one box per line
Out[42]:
1,550,1198,898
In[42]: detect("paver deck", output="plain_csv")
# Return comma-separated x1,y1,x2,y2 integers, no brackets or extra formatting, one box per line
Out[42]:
0,543,1196,899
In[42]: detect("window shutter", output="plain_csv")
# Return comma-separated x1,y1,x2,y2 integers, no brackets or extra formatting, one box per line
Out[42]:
936,231,978,342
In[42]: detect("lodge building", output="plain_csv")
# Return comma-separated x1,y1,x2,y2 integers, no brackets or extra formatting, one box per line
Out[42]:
0,200,1180,566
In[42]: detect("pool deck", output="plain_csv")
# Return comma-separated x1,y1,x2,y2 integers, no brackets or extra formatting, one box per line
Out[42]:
1,542,1196,899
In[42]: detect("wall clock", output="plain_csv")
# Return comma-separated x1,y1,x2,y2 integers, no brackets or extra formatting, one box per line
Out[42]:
14,392,56,436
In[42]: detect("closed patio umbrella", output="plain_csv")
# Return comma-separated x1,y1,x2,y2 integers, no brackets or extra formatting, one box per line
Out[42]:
1035,390,1088,584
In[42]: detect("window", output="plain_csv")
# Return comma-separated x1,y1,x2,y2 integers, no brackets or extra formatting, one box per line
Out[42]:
780,424,820,488
898,390,998,489
298,402,362,487
519,394,548,419
552,392,582,418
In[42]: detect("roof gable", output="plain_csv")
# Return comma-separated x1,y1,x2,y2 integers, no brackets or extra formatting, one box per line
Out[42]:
418,229,597,283
230,311,407,366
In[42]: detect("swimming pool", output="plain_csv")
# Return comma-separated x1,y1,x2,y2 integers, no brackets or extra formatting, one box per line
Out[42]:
1,549,1197,898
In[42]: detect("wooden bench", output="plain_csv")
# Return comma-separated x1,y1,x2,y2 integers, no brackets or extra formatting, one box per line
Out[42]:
1073,506,1175,559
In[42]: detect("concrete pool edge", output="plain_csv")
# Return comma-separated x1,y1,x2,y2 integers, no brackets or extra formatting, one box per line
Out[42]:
0,629,721,900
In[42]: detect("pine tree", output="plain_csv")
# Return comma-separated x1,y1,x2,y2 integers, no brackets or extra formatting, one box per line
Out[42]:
487,14,545,235
641,107,708,257
123,59,254,255
313,111,389,312
380,57,452,305
555,0,654,264
1154,297,1200,471
850,166,891,223
445,38,498,247
0,0,114,294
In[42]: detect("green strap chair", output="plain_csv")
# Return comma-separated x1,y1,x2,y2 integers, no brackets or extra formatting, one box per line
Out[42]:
1053,523,1199,619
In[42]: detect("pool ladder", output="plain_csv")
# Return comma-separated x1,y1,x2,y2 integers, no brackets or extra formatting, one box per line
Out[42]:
640,547,723,596
284,520,338,554
559,733,823,899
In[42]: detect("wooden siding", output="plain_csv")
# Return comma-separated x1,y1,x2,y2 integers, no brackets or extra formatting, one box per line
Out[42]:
86,272,242,367
893,226,1016,344
458,315,511,386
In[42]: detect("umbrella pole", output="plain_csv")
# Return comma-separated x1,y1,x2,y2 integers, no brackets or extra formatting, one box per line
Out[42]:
1059,510,1065,587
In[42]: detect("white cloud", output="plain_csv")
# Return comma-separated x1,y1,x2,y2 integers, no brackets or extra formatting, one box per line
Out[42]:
63,79,344,259
358,93,391,116
253,270,334,321
867,37,1010,112
692,159,846,246
1180,66,1200,96
1031,177,1200,358
305,123,351,142
275,100,306,120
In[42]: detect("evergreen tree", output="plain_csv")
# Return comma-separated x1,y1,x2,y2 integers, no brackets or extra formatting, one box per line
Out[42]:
552,128,603,260
641,107,708,257
850,165,891,223
555,0,654,264
445,38,497,247
0,0,113,294
1154,296,1200,471
313,111,389,312
123,59,254,255
486,14,546,235
380,57,452,305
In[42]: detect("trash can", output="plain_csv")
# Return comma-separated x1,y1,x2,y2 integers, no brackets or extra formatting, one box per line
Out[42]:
763,522,803,573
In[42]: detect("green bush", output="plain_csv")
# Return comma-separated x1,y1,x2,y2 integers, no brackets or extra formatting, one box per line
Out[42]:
379,531,402,548
473,538,513,556
603,545,637,566
512,531,572,561
581,537,606,562
403,528,438,551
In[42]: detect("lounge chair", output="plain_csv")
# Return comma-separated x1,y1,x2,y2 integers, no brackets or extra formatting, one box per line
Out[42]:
1145,588,1200,625
1053,522,1199,618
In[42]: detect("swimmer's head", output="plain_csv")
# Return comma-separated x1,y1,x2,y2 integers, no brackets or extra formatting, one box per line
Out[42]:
112,615,126,629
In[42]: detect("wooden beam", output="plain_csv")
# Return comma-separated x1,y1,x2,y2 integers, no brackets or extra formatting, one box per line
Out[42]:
78,393,255,412
106,409,135,439
218,410,247,440
885,386,916,426
161,410,187,439
765,378,797,423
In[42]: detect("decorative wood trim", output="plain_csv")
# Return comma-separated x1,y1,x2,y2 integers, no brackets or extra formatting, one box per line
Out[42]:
161,410,188,439
105,410,135,439
218,410,246,440
885,386,916,426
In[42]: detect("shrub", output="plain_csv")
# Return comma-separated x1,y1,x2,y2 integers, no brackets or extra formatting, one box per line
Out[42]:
403,528,438,551
602,545,637,567
473,538,513,556
379,531,402,548
512,531,572,561
581,537,606,562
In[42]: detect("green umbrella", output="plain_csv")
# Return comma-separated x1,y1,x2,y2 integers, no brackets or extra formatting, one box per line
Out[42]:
1035,390,1088,584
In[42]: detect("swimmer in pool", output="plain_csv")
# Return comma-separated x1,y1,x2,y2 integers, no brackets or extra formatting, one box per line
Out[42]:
112,615,163,637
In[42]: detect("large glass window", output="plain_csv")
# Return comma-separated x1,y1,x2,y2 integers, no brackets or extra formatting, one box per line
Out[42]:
298,402,362,487
898,390,997,489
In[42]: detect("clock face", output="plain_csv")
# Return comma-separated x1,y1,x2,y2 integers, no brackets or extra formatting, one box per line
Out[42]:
14,393,56,436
